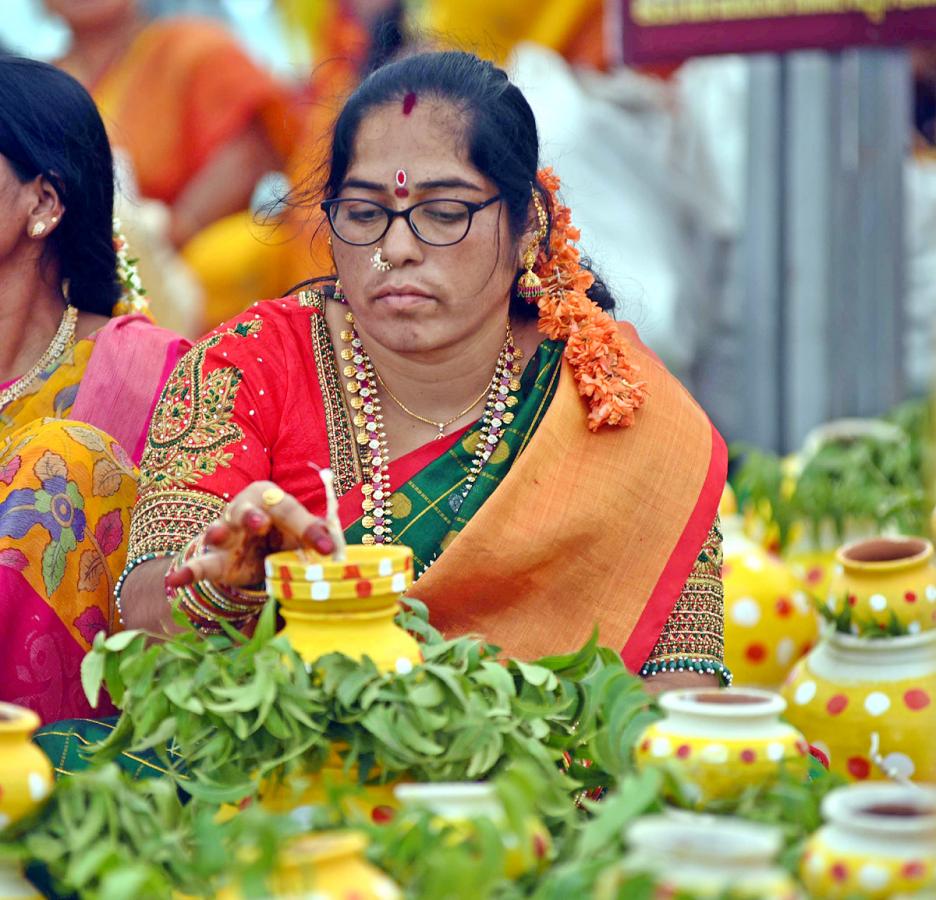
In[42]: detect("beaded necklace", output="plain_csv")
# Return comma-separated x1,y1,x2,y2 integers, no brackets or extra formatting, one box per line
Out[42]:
0,305,77,412
338,310,523,545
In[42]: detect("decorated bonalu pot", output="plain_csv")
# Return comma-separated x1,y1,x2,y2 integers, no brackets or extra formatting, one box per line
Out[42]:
633,688,808,806
214,831,401,899
721,506,818,688
0,703,54,900
782,627,936,783
801,783,936,898
393,782,551,878
265,544,421,675
609,812,802,899
826,536,936,635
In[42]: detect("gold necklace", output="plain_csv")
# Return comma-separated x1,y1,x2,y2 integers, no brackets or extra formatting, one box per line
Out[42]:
339,312,522,546
371,333,509,440
0,305,78,411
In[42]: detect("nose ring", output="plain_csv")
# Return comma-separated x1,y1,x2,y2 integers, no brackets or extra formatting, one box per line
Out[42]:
371,247,393,272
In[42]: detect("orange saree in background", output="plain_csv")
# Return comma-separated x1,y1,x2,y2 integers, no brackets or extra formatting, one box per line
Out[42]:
81,17,296,206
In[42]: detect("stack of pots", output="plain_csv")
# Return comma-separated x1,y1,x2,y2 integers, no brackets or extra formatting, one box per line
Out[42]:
782,536,936,783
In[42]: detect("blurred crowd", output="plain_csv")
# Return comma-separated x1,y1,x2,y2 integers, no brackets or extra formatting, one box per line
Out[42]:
6,0,934,425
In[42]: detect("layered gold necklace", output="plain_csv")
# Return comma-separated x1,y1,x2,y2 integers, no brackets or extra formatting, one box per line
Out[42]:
339,312,522,545
0,305,78,411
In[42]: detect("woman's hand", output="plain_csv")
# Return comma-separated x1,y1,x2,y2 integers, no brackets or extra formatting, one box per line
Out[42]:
165,481,335,589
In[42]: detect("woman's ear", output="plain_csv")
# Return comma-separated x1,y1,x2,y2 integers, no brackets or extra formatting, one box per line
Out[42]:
517,188,546,268
25,174,66,239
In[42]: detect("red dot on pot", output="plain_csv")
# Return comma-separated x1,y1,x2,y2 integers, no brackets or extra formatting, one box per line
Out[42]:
344,564,361,578
831,862,849,883
640,739,651,753
848,595,857,606
806,567,824,585
745,643,767,662
371,805,395,824
775,597,793,617
355,580,373,598
826,694,849,716
847,756,871,779
676,744,691,759
904,689,931,710
740,749,756,764
905,591,918,603
902,861,926,880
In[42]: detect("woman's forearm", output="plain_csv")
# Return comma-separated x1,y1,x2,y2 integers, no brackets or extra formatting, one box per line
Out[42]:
119,556,185,637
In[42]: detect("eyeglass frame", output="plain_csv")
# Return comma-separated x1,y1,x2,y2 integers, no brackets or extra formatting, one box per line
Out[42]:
320,194,503,247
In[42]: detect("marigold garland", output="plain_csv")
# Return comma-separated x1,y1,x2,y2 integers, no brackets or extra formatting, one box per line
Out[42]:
531,168,647,431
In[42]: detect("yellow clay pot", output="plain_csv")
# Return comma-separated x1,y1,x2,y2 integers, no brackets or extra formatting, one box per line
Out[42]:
393,782,551,879
781,628,936,782
721,512,818,688
826,536,936,635
214,831,401,899
633,688,808,807
266,546,422,675
611,813,802,899
0,703,53,827
0,703,53,900
801,783,936,899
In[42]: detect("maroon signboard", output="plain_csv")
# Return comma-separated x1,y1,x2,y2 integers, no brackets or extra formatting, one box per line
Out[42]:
610,0,936,64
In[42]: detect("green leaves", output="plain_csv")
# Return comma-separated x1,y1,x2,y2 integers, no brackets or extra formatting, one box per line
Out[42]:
731,397,932,552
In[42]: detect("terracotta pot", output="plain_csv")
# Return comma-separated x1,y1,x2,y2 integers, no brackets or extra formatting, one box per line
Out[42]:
393,782,551,878
609,812,802,899
826,536,936,635
265,545,421,674
721,510,818,688
633,688,809,806
801,783,936,898
0,703,53,900
782,628,936,783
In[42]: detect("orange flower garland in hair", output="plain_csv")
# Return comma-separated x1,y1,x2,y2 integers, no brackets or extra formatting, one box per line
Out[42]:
530,168,648,431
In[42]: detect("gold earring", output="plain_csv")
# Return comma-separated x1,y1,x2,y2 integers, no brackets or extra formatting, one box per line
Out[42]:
517,189,547,302
51,216,59,224
333,279,345,302
30,222,47,237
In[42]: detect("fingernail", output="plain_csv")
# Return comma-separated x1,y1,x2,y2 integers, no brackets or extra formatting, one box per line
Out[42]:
246,511,266,531
304,525,334,554
205,524,226,544
167,567,194,587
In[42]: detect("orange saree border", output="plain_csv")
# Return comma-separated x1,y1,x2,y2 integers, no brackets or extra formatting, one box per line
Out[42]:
407,323,726,666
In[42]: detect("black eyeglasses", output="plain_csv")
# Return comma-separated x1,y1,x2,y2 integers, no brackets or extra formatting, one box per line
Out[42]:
321,195,502,247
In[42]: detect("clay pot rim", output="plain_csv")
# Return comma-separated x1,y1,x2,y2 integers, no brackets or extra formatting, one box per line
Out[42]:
836,536,933,571
628,812,782,862
266,545,413,577
824,625,936,652
394,782,497,803
660,687,786,718
822,784,936,833
0,701,40,734
286,830,368,864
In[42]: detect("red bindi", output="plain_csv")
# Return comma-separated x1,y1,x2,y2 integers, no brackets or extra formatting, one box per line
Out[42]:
394,168,409,198
402,92,417,115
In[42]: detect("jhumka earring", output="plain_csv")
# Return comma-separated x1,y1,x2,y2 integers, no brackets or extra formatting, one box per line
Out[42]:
333,279,346,302
517,189,548,302
371,247,393,272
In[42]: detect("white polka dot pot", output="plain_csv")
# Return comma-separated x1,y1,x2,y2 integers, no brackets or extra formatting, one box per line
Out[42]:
826,536,936,635
633,688,809,807
781,628,936,783
265,546,422,675
800,783,936,899
0,702,53,826
617,812,802,899
721,514,819,689
0,702,54,899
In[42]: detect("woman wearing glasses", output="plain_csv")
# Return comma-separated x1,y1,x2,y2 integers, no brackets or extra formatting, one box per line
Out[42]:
119,51,728,691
